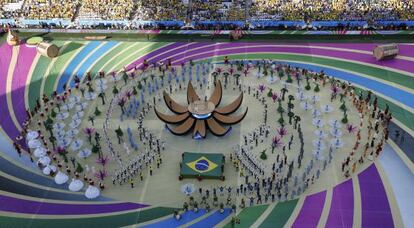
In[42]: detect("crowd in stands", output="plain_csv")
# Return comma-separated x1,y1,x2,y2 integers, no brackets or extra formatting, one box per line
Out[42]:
0,0,21,19
1,0,414,30
134,0,187,21
250,0,414,21
20,0,77,20
77,0,134,20
190,0,246,21
1,0,77,20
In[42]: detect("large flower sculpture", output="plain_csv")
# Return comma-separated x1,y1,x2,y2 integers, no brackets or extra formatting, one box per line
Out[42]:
155,80,248,138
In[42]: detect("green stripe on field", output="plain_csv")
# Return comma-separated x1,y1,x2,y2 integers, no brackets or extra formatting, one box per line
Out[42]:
224,204,269,228
259,199,298,228
43,42,85,97
106,42,169,73
28,41,65,110
88,42,129,76
0,207,177,228
99,42,157,73
28,56,51,110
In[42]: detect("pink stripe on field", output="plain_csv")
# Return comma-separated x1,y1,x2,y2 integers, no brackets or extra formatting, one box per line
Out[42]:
0,44,21,140
11,45,37,129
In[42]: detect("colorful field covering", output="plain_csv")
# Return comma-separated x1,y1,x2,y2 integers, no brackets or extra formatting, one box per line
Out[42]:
0,40,413,227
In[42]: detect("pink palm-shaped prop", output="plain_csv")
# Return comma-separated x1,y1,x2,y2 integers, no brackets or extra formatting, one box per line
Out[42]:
83,127,95,136
258,84,266,93
96,155,110,166
110,72,117,79
94,169,107,181
118,97,126,106
331,86,341,95
83,127,95,142
272,136,283,148
243,69,249,77
277,126,288,137
272,92,279,102
124,90,133,100
55,146,66,155
346,124,357,134
229,68,235,76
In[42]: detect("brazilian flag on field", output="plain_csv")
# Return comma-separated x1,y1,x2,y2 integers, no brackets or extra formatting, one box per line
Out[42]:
186,156,218,173
180,152,224,179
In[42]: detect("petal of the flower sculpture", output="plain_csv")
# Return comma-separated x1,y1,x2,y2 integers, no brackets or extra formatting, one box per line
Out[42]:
154,108,190,124
208,80,222,106
193,120,206,138
214,93,243,115
187,81,200,104
213,108,248,125
206,118,230,136
167,118,195,135
163,91,188,114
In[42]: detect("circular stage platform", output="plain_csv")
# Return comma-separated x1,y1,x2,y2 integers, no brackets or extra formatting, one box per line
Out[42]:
26,36,43,46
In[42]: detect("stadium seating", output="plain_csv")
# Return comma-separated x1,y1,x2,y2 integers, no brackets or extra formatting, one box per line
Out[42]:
0,0,413,29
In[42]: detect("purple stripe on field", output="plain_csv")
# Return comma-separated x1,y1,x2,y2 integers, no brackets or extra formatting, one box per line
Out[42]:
358,164,394,228
0,44,21,140
312,43,377,52
326,179,354,228
170,45,414,75
0,194,147,215
292,191,327,227
317,43,414,58
301,46,414,74
315,43,414,58
394,44,414,58
11,46,37,130
0,44,13,97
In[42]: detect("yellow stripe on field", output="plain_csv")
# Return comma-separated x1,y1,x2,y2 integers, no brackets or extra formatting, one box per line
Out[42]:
317,188,332,228
352,176,362,228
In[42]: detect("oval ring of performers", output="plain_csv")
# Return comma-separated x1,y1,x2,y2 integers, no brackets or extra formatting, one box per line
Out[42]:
1,1,414,227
